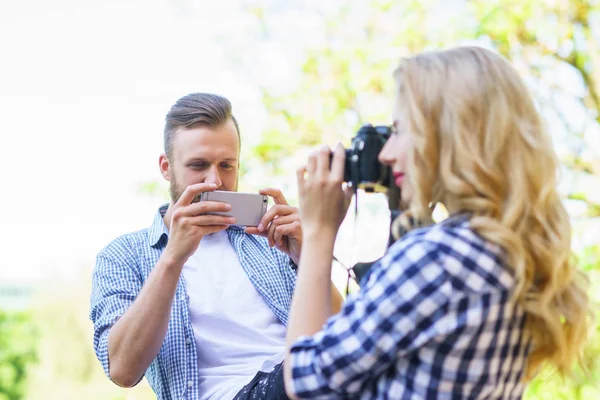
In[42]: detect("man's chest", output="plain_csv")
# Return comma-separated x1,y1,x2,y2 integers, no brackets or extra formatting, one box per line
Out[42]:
181,232,272,321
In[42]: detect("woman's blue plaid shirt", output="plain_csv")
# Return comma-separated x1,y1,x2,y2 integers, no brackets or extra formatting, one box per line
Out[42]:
288,214,531,399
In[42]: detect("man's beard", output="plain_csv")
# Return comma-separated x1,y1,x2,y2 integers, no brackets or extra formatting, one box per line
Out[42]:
169,174,185,204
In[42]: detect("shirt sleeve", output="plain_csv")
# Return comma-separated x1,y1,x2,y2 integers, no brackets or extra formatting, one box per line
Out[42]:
270,244,298,288
287,237,455,399
89,238,143,380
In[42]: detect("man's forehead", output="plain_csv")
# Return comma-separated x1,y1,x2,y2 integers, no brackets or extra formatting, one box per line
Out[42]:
172,124,240,158
183,154,239,162
177,147,239,161
173,123,238,141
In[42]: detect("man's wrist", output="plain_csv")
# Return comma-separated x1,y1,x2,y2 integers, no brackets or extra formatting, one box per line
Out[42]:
159,248,186,273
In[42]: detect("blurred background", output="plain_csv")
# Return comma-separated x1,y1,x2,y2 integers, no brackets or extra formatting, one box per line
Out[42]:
1,0,599,399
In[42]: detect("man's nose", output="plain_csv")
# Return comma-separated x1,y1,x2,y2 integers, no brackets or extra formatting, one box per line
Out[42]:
205,166,222,188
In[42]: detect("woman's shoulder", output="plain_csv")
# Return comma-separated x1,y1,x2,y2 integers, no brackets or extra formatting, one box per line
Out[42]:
382,214,514,294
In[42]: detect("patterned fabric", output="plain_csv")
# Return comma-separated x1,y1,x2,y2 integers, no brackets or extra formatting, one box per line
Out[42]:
233,361,290,400
289,214,531,399
89,205,297,400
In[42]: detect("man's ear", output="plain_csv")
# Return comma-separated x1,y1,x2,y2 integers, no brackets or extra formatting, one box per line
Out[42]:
159,154,171,181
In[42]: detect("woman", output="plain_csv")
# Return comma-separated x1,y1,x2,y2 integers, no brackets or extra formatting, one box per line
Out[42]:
283,46,590,399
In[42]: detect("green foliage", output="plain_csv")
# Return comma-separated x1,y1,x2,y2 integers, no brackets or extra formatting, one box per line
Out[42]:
23,276,155,400
242,0,600,397
138,180,169,201
526,244,600,398
472,0,600,79
0,311,37,400
5,2,595,399
470,0,600,214
247,1,433,163
248,0,600,217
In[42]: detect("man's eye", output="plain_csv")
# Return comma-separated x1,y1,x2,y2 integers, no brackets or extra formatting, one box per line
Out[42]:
190,163,208,169
221,164,235,170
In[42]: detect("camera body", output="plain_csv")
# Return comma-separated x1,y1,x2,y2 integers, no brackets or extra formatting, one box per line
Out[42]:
335,124,403,286
339,124,393,193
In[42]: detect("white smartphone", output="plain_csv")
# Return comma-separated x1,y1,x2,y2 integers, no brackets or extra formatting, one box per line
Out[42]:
194,190,269,227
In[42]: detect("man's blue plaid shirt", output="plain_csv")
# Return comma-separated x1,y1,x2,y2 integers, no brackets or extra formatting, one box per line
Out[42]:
89,205,297,400
289,214,531,399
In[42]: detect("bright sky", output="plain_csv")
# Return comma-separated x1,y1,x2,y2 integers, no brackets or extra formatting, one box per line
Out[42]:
0,0,390,286
2,0,598,285
0,0,272,283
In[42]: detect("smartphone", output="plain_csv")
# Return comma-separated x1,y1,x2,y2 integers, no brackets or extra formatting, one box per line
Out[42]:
193,191,269,227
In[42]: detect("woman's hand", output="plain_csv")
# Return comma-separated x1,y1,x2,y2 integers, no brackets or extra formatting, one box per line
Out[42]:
296,144,353,239
285,144,352,398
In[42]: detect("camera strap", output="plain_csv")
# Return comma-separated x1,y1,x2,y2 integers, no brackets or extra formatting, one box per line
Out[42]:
350,158,361,216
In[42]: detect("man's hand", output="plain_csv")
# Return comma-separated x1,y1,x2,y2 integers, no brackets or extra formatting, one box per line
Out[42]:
164,182,236,263
107,181,235,388
246,188,302,265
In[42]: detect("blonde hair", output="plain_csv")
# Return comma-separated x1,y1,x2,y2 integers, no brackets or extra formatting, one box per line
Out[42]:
392,46,590,378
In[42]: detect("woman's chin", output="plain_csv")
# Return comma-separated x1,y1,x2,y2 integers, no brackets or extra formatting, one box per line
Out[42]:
399,191,412,208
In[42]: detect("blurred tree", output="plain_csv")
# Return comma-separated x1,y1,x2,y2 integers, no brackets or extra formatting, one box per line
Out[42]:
0,311,37,400
472,0,600,218
241,0,600,217
234,0,600,397
23,275,155,400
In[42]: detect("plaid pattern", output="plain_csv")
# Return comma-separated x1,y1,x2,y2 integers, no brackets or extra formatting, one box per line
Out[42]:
89,205,297,400
289,214,531,399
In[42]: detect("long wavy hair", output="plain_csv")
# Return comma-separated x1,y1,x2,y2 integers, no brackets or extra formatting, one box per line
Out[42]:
391,46,590,378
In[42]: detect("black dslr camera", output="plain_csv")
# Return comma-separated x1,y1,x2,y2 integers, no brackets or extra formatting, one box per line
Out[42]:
336,124,394,193
332,124,402,284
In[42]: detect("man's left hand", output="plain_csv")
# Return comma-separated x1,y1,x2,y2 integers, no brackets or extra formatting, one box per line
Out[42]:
245,188,302,265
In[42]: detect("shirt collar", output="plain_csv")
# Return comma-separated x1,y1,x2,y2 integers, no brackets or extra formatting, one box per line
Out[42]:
148,204,169,248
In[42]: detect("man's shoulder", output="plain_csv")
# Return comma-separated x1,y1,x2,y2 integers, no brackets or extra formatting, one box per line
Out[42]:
97,228,151,261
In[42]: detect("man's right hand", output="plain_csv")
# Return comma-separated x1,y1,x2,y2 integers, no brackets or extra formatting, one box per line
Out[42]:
107,182,235,387
164,182,236,263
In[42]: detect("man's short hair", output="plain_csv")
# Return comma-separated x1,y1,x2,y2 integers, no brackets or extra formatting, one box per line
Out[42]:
164,93,240,160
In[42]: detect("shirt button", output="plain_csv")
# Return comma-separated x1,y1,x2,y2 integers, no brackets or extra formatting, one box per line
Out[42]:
187,380,193,387
186,338,191,345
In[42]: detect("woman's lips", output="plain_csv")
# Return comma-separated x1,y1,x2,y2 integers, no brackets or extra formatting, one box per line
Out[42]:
393,172,404,187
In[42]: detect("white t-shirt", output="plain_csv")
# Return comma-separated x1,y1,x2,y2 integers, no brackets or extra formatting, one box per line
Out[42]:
181,230,287,400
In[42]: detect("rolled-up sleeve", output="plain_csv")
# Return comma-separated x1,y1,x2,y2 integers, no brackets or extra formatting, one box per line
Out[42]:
89,239,142,379
288,238,455,399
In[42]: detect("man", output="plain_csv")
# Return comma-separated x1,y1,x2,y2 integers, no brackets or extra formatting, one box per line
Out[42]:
90,93,342,400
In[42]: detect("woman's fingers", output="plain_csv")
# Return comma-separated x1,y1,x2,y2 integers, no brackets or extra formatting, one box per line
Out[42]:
330,143,346,183
316,145,331,181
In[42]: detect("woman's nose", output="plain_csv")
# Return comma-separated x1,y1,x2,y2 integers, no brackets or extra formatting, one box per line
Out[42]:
378,137,396,166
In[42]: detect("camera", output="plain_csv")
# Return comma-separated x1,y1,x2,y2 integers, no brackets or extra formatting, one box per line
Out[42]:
334,124,393,193
331,124,402,284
